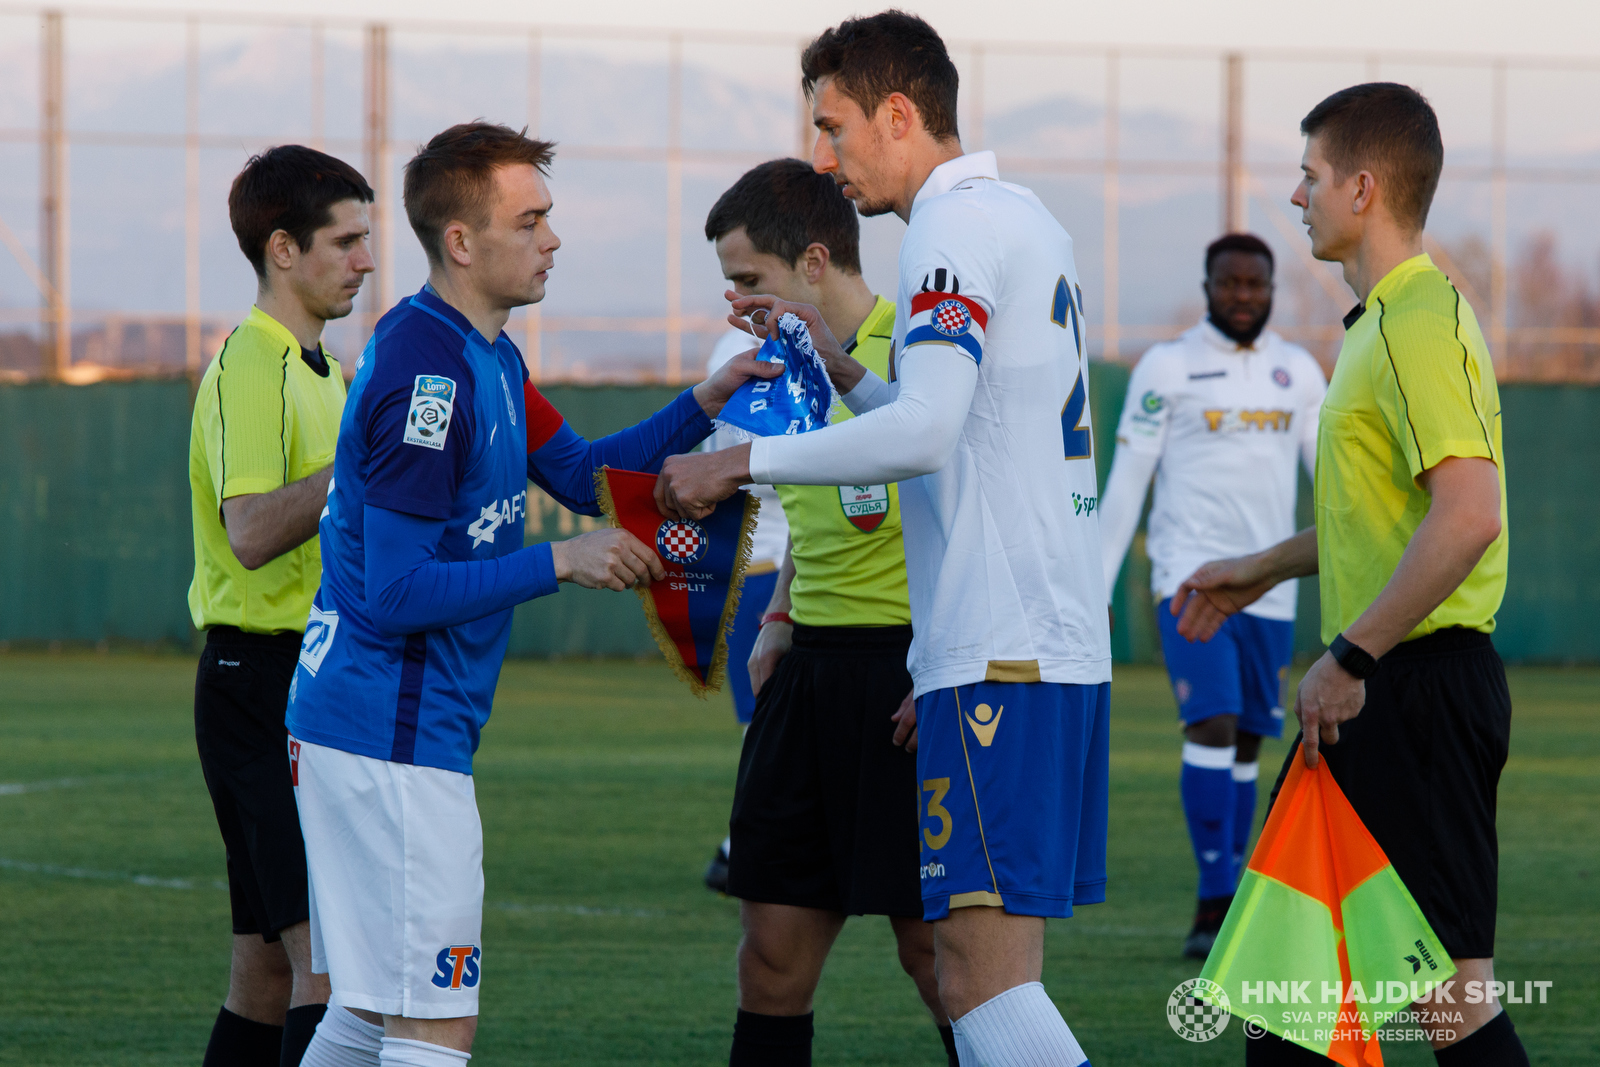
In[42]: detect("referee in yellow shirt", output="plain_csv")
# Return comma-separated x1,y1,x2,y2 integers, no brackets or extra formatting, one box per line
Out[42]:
1173,85,1528,1066
188,146,372,1067
703,160,953,1067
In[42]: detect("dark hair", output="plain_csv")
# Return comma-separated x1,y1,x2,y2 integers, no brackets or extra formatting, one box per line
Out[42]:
1300,83,1443,232
228,145,373,278
705,159,862,274
404,122,557,266
801,10,959,142
1205,232,1274,276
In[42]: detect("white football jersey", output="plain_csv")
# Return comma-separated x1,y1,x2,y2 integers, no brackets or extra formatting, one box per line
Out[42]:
894,151,1111,693
1112,320,1325,620
705,329,789,567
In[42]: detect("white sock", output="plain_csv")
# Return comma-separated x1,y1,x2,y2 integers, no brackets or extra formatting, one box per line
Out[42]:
300,1006,385,1067
952,982,1089,1066
721,835,732,856
379,1037,471,1066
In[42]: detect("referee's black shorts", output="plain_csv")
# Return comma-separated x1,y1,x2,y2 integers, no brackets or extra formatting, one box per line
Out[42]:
1269,627,1511,959
194,626,309,943
727,623,921,918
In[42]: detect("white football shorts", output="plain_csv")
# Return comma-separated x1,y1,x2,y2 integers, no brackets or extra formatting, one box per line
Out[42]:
290,736,484,1019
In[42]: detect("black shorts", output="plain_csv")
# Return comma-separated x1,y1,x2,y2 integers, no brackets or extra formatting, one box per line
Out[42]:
727,624,921,918
194,626,309,942
1268,628,1511,959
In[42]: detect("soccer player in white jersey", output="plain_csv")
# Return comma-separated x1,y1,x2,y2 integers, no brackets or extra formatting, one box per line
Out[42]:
657,13,1110,1066
1098,233,1326,959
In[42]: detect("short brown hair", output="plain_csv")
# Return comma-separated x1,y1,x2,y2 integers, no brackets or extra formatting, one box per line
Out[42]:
801,10,959,142
403,122,556,266
228,145,373,278
705,159,862,274
1301,83,1443,232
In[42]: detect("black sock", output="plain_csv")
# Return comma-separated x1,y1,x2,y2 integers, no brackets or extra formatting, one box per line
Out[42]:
729,1009,813,1067
279,1003,328,1067
202,1005,283,1067
1435,1012,1529,1067
1244,1028,1332,1066
939,1023,958,1066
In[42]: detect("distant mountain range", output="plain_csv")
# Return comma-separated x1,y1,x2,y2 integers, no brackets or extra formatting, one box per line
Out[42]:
0,30,1595,378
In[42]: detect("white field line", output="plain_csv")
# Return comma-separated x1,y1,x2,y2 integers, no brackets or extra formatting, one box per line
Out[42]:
0,856,228,891
2,774,664,917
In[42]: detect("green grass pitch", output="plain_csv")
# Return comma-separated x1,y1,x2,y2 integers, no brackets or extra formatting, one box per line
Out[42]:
0,654,1594,1065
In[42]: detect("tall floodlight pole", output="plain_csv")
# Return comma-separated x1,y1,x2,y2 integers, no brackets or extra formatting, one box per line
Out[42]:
364,23,391,335
1222,53,1244,233
40,9,67,380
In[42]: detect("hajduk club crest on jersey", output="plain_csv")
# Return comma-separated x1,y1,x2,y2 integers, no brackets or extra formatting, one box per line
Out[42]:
905,269,988,364
595,467,758,697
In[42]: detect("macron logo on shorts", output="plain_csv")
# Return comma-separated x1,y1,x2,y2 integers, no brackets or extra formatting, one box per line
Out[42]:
431,945,481,989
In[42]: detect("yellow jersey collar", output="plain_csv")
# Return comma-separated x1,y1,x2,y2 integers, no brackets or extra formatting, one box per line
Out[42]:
1367,253,1436,306
244,305,303,355
912,151,999,211
854,295,895,346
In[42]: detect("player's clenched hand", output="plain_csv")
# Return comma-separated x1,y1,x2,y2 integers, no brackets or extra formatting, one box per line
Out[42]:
1171,553,1278,642
748,618,792,696
1294,651,1366,768
890,689,918,753
550,528,664,591
726,290,868,395
692,345,784,419
655,447,749,521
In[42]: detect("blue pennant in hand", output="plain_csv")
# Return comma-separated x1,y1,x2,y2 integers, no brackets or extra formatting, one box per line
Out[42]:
716,313,836,438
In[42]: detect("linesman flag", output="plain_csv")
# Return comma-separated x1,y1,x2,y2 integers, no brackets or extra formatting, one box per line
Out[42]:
1200,746,1457,1067
594,467,758,697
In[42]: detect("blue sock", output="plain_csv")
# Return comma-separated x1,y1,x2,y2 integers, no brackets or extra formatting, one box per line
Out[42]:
1181,742,1236,900
1231,760,1260,887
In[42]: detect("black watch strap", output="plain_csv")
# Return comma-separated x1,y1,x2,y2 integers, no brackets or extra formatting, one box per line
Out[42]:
1329,633,1379,679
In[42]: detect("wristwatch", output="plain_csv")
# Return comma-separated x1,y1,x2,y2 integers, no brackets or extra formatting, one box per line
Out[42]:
760,612,793,627
1328,633,1379,679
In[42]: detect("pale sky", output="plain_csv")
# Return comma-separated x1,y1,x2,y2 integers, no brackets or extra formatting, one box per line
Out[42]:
55,0,1600,59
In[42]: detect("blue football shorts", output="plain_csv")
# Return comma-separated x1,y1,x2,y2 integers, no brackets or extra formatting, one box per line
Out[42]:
1156,597,1294,737
915,680,1110,921
724,568,779,724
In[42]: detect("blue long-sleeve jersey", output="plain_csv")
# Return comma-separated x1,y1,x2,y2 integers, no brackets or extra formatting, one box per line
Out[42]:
287,287,711,772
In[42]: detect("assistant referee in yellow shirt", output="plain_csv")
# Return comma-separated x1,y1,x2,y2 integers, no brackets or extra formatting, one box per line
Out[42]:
1172,85,1527,1066
188,146,372,1067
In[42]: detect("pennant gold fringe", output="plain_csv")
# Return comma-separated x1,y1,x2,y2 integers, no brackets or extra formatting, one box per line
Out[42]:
593,467,760,698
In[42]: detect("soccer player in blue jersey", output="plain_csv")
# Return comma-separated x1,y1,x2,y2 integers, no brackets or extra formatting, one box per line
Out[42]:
286,123,777,1067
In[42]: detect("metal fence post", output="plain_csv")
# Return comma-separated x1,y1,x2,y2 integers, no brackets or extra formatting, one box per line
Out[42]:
40,9,68,380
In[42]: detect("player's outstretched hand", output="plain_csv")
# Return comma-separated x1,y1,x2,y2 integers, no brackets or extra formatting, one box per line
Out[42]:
1171,553,1278,642
692,344,784,419
726,290,869,396
654,446,749,522
890,689,918,753
748,617,792,696
550,528,664,591
1293,651,1366,768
